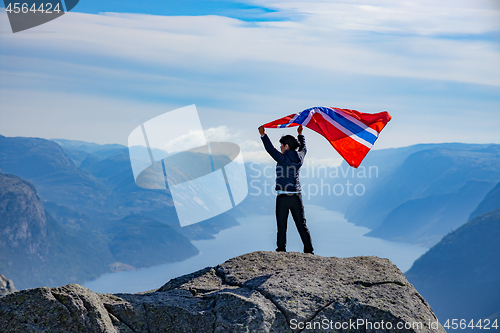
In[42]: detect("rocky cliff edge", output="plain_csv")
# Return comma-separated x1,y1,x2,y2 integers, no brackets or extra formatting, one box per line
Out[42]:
0,251,445,333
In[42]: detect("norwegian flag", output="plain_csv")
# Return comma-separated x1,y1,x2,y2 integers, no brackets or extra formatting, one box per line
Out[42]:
263,107,392,168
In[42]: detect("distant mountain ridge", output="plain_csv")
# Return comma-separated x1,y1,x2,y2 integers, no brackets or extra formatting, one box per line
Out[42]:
366,180,495,247
50,138,126,153
0,135,109,213
345,144,500,227
50,139,126,167
406,181,500,328
0,135,240,231
0,173,113,289
0,135,239,289
0,172,200,290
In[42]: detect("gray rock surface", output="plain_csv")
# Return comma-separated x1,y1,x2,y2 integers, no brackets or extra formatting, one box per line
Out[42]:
0,274,17,297
0,251,446,333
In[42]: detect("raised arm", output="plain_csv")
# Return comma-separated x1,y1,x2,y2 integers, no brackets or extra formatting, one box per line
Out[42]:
259,126,286,164
297,125,306,155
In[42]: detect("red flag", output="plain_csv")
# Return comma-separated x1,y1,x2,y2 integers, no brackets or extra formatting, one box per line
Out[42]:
263,107,391,168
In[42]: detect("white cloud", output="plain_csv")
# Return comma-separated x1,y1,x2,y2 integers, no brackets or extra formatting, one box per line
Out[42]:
162,129,206,154
1,3,499,87
204,126,239,142
238,140,268,163
252,0,500,36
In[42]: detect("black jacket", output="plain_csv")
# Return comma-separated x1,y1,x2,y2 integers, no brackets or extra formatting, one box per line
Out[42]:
261,134,306,192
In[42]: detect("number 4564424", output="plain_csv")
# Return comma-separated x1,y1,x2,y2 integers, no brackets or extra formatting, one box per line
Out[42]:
5,3,62,14
443,319,498,330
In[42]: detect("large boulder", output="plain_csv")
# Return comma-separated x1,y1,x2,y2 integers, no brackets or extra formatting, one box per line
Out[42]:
0,251,445,332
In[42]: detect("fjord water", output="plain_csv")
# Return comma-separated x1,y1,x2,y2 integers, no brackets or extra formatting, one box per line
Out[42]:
84,205,428,294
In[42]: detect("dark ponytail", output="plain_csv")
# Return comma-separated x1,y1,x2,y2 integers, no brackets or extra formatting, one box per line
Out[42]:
279,135,299,151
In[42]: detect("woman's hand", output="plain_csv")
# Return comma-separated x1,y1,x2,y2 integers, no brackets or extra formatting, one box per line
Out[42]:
258,126,265,136
297,125,303,135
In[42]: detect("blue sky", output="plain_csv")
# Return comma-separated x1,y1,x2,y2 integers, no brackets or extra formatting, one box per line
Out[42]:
72,0,282,21
1,0,499,164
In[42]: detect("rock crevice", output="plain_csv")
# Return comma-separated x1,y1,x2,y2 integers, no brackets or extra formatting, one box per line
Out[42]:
214,264,293,330
104,303,138,333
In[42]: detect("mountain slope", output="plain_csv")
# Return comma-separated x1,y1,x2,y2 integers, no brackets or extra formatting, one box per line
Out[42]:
0,136,109,213
366,180,495,247
0,173,49,281
345,144,500,229
406,208,500,324
0,173,200,289
0,173,114,290
469,181,500,220
107,214,199,268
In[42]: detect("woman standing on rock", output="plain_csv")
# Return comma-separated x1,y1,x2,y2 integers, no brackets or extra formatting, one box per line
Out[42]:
258,125,314,255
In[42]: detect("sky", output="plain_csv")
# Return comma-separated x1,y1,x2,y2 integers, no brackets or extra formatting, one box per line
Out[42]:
1,0,499,165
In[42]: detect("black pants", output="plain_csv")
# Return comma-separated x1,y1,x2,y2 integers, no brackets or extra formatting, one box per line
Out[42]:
276,193,313,253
